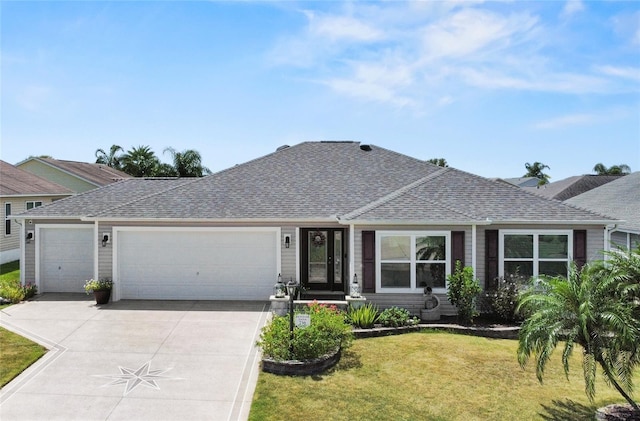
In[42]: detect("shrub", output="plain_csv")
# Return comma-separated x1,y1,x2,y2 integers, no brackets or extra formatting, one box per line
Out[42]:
257,301,353,362
83,278,113,294
23,282,37,300
0,279,25,303
378,306,415,327
347,303,379,329
447,261,482,324
486,273,527,322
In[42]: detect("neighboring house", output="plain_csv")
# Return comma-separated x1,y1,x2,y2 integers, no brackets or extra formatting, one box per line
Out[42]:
14,142,616,314
501,177,540,187
17,157,131,193
522,174,624,201
565,172,640,251
0,160,73,264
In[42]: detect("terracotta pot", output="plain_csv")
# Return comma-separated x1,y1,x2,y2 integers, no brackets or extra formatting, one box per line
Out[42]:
93,289,111,305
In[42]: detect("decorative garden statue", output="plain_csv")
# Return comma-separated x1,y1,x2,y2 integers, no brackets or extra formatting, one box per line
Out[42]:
420,286,441,321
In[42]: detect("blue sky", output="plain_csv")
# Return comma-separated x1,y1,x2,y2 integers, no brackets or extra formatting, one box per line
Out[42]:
2,1,639,181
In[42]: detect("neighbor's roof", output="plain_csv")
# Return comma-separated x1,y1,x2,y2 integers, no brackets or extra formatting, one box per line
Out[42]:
18,157,131,187
0,160,73,197
501,177,540,187
565,172,640,232
523,174,624,201
19,142,616,225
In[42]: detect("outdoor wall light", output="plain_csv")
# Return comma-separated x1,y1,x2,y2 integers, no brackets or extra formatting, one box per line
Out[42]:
26,231,34,244
350,274,361,298
284,235,291,249
102,234,109,247
273,274,286,298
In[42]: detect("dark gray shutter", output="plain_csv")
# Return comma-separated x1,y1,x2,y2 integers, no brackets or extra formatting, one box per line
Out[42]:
362,231,376,293
573,230,587,269
485,230,499,290
451,231,465,271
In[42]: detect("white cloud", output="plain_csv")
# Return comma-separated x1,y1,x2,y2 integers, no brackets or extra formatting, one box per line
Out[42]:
596,65,640,83
422,9,538,59
304,11,384,43
561,0,584,18
534,108,629,129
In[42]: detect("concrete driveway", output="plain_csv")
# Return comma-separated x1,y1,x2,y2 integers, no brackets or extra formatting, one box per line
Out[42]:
0,294,269,421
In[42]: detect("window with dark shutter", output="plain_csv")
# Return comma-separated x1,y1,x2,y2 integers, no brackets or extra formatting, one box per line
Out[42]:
362,231,375,293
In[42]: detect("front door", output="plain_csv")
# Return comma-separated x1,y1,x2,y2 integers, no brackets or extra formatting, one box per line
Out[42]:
301,229,345,291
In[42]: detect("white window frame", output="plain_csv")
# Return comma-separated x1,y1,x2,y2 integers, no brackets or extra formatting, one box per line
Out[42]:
499,230,573,279
26,201,43,210
376,231,451,293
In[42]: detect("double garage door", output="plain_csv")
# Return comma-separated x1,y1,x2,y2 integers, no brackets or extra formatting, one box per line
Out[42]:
116,229,278,300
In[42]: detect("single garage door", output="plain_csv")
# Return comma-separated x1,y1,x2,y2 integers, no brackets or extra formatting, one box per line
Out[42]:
117,229,278,300
39,226,94,293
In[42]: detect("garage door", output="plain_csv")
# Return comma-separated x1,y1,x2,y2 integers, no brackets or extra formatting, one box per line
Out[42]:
39,227,94,293
117,229,278,300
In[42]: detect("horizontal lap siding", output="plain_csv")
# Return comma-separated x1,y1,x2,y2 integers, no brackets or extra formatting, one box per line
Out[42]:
365,293,456,316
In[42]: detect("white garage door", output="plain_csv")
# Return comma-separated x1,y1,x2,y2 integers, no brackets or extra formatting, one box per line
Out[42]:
39,227,94,293
117,229,278,300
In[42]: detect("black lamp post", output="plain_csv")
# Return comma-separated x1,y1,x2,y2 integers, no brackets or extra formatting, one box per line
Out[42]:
286,279,298,358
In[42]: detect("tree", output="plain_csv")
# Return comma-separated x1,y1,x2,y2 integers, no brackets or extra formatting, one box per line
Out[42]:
593,163,631,175
524,162,551,186
427,158,448,167
517,255,640,409
95,145,124,169
120,146,160,177
163,147,211,177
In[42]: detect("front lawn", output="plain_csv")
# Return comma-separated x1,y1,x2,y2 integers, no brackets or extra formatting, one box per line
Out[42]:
250,331,636,421
0,327,47,387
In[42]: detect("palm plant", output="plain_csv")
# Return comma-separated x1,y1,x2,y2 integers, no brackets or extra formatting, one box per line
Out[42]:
163,147,211,177
120,145,160,177
517,259,640,409
95,145,123,169
593,163,632,175
524,162,551,186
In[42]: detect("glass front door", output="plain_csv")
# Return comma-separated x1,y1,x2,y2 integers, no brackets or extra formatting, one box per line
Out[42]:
302,229,344,291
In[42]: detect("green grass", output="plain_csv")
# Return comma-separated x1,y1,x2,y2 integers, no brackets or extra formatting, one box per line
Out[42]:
0,327,47,387
250,331,638,421
0,260,20,283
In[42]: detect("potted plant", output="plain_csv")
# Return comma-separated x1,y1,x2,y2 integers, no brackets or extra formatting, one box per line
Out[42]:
84,278,113,305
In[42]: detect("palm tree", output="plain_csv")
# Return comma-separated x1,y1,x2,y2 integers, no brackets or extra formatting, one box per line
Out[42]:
427,158,448,167
524,162,551,186
120,145,160,177
163,147,211,177
593,163,632,175
95,145,124,169
517,259,640,409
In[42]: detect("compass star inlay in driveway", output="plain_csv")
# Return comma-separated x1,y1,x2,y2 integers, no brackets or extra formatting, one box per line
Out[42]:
96,361,179,396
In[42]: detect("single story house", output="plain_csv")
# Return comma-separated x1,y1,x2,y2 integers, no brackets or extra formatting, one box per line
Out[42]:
522,174,624,201
14,142,617,314
17,157,131,193
565,172,639,251
1,160,73,264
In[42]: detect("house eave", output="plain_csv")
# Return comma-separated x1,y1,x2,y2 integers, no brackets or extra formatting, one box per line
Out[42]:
486,219,619,226
81,216,343,224
338,219,492,226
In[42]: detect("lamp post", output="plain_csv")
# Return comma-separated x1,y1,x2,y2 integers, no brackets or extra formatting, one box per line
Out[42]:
286,279,298,358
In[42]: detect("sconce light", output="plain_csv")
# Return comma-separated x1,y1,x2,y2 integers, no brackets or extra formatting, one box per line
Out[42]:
101,233,109,247
284,235,291,249
26,231,34,244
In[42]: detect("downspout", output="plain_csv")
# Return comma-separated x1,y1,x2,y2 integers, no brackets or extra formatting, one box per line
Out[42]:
349,224,355,282
94,221,99,282
16,218,25,286
604,224,617,257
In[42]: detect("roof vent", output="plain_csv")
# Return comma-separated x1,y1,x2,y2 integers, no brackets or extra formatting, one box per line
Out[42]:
360,144,372,152
276,145,290,152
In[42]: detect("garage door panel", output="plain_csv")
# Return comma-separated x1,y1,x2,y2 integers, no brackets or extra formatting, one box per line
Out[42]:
118,230,277,300
40,227,94,293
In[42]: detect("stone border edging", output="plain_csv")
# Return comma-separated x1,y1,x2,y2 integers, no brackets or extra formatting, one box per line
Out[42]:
353,324,520,340
262,349,341,376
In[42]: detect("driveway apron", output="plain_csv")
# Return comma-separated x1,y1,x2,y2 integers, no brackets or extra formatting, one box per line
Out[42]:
0,294,269,421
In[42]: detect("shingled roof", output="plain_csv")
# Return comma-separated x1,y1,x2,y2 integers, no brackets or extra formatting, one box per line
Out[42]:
19,157,131,187
565,172,640,232
19,142,615,224
522,174,624,201
0,160,73,196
